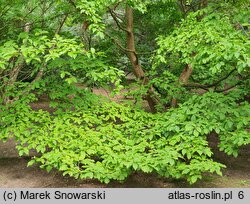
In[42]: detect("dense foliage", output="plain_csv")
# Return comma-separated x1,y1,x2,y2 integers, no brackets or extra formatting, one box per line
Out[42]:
0,0,249,184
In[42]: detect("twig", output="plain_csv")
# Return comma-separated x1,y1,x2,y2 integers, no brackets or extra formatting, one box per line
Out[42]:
108,8,128,33
185,68,237,89
55,13,69,34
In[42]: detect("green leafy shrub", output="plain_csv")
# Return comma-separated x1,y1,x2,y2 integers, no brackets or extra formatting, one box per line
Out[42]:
2,88,249,184
0,0,249,187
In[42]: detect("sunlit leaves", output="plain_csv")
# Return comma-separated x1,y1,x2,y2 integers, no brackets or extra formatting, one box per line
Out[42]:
2,88,249,184
156,7,250,77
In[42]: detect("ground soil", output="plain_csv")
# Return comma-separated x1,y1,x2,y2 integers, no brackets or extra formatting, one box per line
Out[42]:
0,89,249,188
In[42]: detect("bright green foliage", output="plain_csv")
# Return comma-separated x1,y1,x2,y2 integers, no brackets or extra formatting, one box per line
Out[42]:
0,0,249,186
1,89,233,184
156,7,250,77
1,85,249,184
152,2,249,109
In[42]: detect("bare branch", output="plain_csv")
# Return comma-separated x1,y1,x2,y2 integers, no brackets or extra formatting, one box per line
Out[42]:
108,8,128,33
184,68,237,89
55,13,69,34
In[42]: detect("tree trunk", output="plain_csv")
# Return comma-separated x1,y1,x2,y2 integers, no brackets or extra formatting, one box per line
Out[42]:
171,64,193,107
125,6,158,112
125,6,145,79
179,64,193,83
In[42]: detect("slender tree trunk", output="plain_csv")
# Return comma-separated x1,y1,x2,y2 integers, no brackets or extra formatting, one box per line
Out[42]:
125,6,144,79
179,64,193,83
171,64,193,107
125,6,158,112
